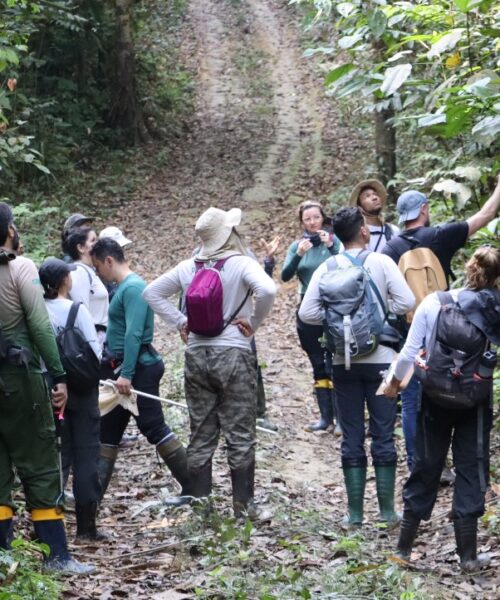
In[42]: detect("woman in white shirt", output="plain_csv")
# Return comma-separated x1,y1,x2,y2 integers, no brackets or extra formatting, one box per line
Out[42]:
62,227,109,345
384,246,500,572
39,257,105,542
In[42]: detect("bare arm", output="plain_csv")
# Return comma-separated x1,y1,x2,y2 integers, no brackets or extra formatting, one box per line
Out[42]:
466,175,500,236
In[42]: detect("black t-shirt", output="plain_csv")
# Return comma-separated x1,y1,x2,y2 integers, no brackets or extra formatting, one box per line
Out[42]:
382,222,469,285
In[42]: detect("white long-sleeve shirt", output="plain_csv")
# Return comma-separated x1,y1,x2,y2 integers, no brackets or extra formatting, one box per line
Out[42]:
69,262,109,328
393,288,461,381
299,248,415,365
45,298,102,360
143,255,277,350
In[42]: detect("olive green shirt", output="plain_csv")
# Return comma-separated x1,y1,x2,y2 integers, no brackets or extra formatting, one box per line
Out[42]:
0,250,65,379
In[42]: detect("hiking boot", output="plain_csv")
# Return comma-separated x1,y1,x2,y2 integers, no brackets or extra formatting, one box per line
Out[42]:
75,502,107,542
33,515,95,575
375,465,401,526
157,437,192,507
439,466,456,486
305,384,333,432
395,510,420,561
97,444,118,501
454,516,490,572
341,466,366,527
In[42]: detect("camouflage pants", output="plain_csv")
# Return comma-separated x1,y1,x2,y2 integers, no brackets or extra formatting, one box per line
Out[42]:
184,346,257,472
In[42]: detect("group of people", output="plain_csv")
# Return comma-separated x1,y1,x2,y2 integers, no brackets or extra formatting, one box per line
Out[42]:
0,173,498,575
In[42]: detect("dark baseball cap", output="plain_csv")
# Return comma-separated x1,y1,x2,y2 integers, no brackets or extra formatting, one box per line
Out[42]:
63,213,94,233
396,191,428,224
39,258,76,292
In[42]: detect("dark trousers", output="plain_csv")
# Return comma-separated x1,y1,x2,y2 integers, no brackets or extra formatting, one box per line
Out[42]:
403,393,492,520
296,314,331,381
100,360,172,446
332,362,397,468
61,387,101,504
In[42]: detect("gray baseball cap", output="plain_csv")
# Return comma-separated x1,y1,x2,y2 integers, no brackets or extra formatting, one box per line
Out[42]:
63,213,94,233
396,191,428,224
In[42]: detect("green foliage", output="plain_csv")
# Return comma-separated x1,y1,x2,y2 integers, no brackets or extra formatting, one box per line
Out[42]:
0,538,61,600
296,0,499,204
0,0,193,195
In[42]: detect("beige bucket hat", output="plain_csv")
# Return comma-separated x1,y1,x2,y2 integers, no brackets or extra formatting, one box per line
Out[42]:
195,207,242,256
349,179,388,207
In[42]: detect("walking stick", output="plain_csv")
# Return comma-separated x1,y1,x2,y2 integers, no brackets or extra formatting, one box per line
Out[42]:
100,379,279,436
53,408,65,507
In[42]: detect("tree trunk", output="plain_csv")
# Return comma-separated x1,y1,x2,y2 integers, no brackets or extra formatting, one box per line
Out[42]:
374,105,396,202
109,0,150,143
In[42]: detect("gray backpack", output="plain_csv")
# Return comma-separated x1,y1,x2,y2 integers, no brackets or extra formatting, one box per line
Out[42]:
319,251,384,369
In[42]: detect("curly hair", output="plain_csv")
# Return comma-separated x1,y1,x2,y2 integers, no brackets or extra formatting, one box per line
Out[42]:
465,246,500,290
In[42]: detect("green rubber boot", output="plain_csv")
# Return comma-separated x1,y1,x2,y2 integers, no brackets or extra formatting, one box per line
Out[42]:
341,466,367,527
374,465,401,525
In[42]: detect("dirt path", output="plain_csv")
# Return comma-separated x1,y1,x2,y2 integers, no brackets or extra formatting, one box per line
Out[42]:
69,1,498,598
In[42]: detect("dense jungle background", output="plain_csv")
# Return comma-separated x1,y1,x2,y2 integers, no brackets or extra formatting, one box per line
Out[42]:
0,0,499,598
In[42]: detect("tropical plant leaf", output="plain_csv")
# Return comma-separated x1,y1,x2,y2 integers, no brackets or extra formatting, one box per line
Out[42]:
324,64,356,86
432,178,472,209
427,29,464,58
380,64,412,96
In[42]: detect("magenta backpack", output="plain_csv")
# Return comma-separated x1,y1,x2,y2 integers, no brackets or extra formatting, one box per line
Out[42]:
185,257,250,337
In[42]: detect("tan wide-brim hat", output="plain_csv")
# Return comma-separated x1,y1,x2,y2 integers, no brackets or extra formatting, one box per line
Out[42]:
195,207,242,256
349,179,388,207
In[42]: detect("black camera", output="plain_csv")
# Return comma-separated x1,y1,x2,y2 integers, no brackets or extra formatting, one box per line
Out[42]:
303,232,322,247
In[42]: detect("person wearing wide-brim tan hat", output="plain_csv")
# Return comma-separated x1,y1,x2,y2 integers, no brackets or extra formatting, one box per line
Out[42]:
143,206,277,520
348,179,399,253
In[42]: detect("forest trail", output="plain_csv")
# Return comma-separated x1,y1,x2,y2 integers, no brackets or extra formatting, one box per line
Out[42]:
68,1,498,598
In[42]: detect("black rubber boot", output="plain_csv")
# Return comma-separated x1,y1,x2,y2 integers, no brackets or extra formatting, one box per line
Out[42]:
305,384,333,432
231,459,258,520
97,444,118,500
341,466,366,528
75,502,107,541
454,516,490,572
189,462,213,499
33,518,95,575
157,437,192,506
0,513,13,549
331,387,342,437
395,510,420,560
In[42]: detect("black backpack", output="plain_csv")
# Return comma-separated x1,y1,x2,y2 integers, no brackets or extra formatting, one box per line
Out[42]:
56,302,100,389
414,292,493,409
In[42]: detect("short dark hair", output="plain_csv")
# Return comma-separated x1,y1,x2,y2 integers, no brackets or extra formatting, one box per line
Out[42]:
62,226,93,260
0,202,14,246
333,207,364,244
90,238,125,263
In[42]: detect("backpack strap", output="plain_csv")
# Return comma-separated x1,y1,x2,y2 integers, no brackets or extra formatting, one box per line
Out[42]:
66,302,81,329
75,263,95,295
437,291,453,306
384,224,393,242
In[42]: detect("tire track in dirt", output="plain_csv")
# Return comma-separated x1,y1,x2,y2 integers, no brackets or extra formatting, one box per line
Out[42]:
242,0,326,204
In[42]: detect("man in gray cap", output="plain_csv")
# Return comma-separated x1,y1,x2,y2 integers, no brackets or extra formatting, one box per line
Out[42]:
349,179,399,253
382,177,500,472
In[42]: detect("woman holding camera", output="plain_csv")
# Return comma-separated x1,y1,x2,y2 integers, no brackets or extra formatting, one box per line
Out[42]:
281,200,341,432
383,245,500,572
